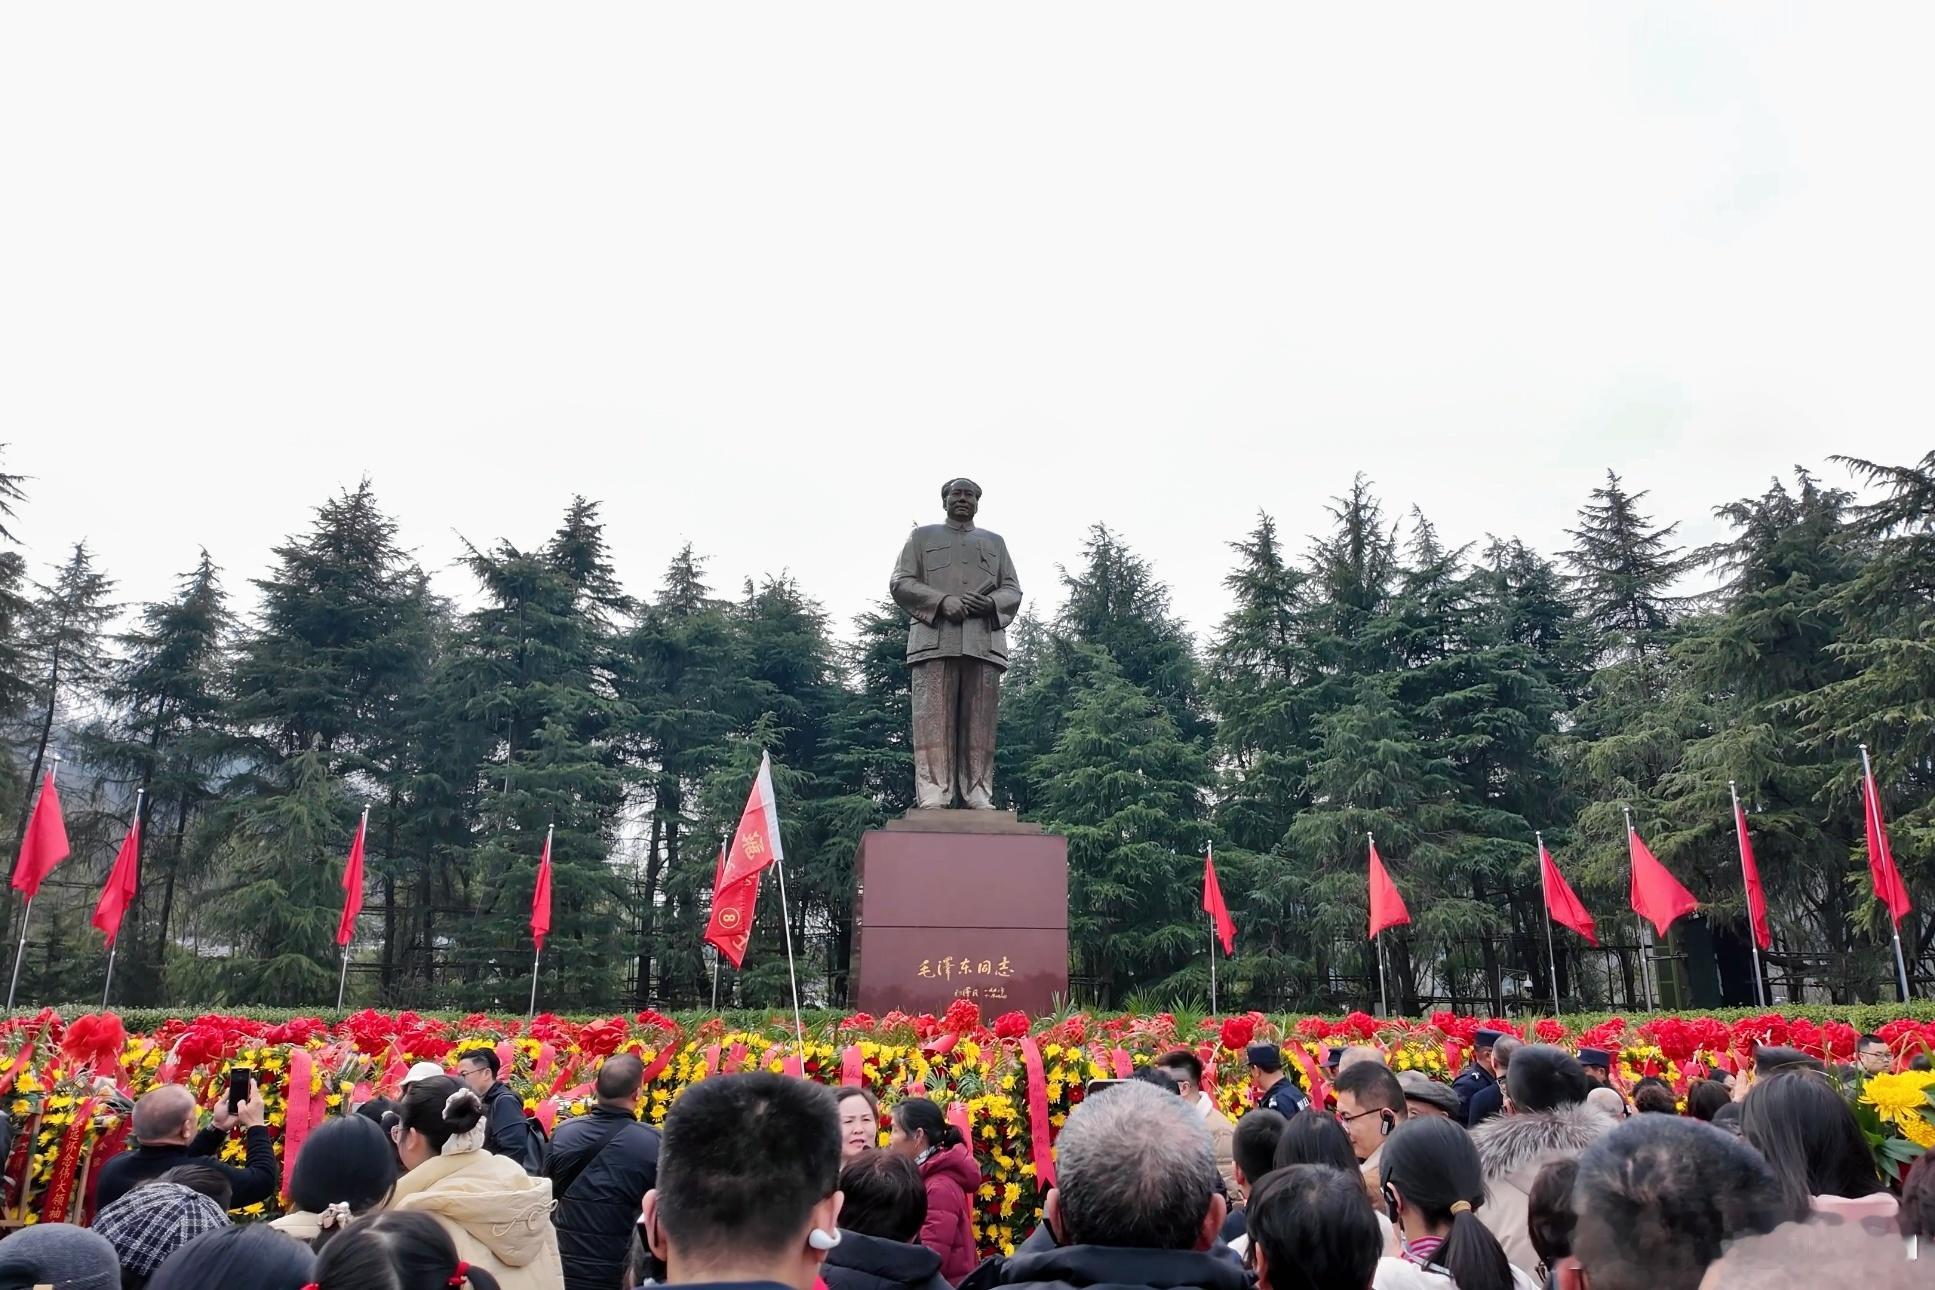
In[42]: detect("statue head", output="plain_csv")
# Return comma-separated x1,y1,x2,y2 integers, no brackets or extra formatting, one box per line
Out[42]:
941,478,982,524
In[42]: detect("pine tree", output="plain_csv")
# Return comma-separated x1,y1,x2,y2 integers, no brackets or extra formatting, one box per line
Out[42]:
617,545,758,1005
225,481,436,1001
1033,651,1206,1005
87,551,234,996
452,503,629,1009
198,746,350,1003
1563,470,1687,688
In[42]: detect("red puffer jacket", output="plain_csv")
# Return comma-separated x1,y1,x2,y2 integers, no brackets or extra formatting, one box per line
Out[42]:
916,1142,981,1283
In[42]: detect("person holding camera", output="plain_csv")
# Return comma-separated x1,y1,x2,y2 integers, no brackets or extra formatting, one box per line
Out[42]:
96,1077,279,1210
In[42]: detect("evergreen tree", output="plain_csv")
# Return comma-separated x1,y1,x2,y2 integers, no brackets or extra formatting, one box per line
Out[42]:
617,545,757,1005
451,502,629,1009
1034,650,1206,1005
87,551,234,996
198,745,349,1003
1563,470,1687,687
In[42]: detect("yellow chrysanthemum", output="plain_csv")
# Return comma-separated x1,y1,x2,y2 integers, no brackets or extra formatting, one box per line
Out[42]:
1862,1071,1935,1123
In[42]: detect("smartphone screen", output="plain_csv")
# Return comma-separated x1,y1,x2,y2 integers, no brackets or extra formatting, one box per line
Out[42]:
1085,1078,1129,1097
228,1067,252,1114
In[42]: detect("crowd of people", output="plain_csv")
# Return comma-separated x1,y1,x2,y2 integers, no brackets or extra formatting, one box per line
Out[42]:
0,1030,1930,1290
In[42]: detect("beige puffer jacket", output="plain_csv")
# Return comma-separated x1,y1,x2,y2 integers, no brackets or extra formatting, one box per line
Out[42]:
390,1148,565,1290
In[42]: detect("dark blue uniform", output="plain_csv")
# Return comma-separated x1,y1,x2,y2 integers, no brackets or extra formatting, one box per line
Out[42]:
1450,1064,1497,1126
1260,1077,1308,1118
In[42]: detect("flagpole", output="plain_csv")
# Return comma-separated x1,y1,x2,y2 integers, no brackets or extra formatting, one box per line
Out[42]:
1369,833,1389,1015
774,857,808,1060
530,823,552,1020
1624,807,1655,1011
709,945,721,1011
1729,782,1767,1009
1862,745,1913,1001
1538,832,1561,1013
336,802,370,1012
1208,921,1218,1015
100,786,146,1010
7,752,59,1012
1206,843,1218,1014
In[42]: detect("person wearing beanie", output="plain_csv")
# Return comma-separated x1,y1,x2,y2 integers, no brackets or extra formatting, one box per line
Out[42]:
0,1221,123,1289
92,1180,230,1288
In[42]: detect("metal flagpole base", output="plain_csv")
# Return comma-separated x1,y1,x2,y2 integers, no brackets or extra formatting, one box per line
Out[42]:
775,860,807,1058
529,947,543,1018
102,947,118,1009
1893,927,1913,1001
7,898,34,1011
335,950,350,1011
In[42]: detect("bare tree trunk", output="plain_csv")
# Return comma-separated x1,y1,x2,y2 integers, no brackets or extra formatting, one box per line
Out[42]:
152,794,192,998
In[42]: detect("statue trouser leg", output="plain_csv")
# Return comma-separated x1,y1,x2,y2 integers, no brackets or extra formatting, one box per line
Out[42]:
910,659,958,808
956,658,1001,809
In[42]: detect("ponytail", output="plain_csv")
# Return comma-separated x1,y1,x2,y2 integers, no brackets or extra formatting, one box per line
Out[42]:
1439,1205,1515,1290
891,1097,961,1151
1381,1117,1516,1290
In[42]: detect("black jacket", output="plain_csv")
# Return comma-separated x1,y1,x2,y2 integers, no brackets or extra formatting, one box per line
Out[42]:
482,1080,546,1174
824,1230,953,1290
545,1103,660,1290
999,1245,1251,1290
94,1125,279,1210
1465,1078,1505,1128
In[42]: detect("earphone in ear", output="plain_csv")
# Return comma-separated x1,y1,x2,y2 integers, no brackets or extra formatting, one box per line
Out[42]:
1380,1110,1396,1137
809,1228,843,1252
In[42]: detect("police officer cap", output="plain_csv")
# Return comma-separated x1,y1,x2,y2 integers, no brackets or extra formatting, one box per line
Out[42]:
1324,1046,1344,1066
1577,1047,1613,1068
1474,1028,1504,1047
1247,1042,1283,1071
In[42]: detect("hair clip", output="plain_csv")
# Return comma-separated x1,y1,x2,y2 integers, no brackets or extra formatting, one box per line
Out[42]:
448,1261,470,1286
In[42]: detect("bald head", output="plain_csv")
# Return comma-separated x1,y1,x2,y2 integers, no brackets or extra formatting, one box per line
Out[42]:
132,1085,198,1144
1336,1046,1384,1072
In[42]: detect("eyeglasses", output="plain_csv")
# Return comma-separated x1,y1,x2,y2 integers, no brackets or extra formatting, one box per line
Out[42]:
1335,1107,1382,1125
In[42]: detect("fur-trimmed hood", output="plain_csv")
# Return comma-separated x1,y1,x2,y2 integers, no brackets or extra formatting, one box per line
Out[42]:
1470,1101,1615,1183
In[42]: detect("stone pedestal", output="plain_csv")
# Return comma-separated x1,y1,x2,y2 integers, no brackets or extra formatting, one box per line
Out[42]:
852,812,1068,1015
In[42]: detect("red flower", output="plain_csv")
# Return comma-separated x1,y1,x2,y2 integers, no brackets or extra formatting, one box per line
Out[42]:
636,1010,677,1032
942,1000,981,1035
578,1018,629,1060
838,1013,878,1032
992,1011,1030,1039
59,1012,127,1073
1578,1018,1629,1052
1295,1016,1336,1039
1534,1019,1566,1043
1219,1016,1257,1052
263,1017,327,1047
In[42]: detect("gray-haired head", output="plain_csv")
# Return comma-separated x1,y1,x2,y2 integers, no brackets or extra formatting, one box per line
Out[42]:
131,1084,197,1143
1054,1078,1219,1250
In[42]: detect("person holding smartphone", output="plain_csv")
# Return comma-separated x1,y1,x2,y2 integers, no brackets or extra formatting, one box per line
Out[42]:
95,1072,280,1210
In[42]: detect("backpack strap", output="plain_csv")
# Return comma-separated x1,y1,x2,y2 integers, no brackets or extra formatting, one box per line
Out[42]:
549,1113,632,1199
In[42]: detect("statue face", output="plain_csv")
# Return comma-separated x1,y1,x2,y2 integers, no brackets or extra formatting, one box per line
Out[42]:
943,482,980,523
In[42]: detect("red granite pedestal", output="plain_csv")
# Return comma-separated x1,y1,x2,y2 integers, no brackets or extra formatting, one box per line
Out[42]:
852,811,1068,1015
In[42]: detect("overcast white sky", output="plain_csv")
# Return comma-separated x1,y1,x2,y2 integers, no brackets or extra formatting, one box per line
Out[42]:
4,4,1931,644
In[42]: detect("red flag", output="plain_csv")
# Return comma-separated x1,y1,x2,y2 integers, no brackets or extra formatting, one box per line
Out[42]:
1629,826,1698,936
335,808,368,948
10,773,69,900
706,841,763,970
1203,845,1235,956
530,826,554,951
1864,760,1913,927
1368,836,1410,938
91,802,143,946
719,751,783,888
1733,798,1772,951
1539,842,1599,946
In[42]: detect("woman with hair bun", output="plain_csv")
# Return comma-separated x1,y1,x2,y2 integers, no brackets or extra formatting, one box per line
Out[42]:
314,1210,506,1290
887,1097,979,1282
387,1075,564,1290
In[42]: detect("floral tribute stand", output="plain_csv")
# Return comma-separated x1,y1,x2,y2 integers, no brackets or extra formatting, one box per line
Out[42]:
851,811,1068,1015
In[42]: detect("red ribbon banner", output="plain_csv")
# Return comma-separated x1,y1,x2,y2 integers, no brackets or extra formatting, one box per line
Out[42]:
1018,1037,1057,1190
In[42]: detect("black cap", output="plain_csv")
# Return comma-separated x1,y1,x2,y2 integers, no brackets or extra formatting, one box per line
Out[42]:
1324,1046,1344,1066
1474,1029,1503,1047
1577,1047,1613,1068
1247,1042,1282,1071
